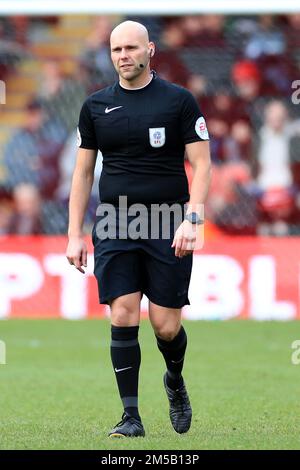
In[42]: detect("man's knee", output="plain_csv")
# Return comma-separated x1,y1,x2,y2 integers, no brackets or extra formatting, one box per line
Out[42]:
154,324,181,342
110,299,140,327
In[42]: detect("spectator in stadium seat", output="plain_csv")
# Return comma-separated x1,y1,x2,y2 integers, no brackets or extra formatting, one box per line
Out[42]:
151,16,207,91
180,15,204,47
186,73,208,101
3,99,67,199
0,17,29,79
285,14,300,50
37,59,86,133
257,53,296,96
232,15,296,97
254,100,298,234
7,183,43,235
255,101,293,192
243,15,286,60
79,16,117,89
150,17,190,87
183,15,226,49
202,117,252,168
204,88,251,128
150,50,190,87
206,116,229,165
182,15,226,48
207,162,258,235
206,115,253,168
227,120,253,163
160,16,186,49
231,60,267,129
203,15,226,47
237,15,295,96
232,60,262,101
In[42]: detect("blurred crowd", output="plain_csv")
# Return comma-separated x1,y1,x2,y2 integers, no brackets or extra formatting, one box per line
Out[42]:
1,14,300,236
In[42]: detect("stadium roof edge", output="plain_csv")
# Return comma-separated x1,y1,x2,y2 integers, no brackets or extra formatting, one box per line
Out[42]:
0,0,300,15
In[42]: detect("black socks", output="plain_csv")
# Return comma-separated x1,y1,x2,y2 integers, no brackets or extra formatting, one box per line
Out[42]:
110,325,141,420
110,324,187,419
156,326,187,390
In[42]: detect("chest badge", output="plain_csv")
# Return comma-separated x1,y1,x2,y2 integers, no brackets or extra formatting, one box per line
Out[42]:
149,127,165,148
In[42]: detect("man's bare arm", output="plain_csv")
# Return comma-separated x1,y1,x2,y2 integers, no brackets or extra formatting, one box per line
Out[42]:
66,148,97,273
172,141,211,257
185,140,211,213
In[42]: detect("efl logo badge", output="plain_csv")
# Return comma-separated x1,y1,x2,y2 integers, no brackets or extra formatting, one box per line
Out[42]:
149,127,165,148
195,116,209,140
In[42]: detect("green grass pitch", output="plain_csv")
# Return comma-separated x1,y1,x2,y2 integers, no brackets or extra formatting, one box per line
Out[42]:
0,319,299,450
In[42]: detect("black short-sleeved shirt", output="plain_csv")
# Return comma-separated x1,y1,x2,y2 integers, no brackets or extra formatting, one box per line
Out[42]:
77,72,209,205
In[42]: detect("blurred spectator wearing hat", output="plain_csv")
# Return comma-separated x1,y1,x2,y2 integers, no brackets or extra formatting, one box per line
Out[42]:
231,60,266,129
232,55,294,106
232,60,262,101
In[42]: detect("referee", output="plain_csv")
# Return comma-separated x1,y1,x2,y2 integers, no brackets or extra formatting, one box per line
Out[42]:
66,21,211,438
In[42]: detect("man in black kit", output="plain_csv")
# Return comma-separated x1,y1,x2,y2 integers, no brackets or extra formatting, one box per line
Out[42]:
66,20,211,438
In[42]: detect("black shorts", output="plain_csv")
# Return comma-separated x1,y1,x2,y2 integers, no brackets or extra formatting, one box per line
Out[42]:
92,206,193,308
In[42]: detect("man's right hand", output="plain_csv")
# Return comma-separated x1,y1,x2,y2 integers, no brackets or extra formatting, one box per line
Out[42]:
66,236,88,274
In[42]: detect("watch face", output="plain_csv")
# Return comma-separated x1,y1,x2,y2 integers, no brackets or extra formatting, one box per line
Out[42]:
186,212,203,224
190,213,197,223
186,212,196,223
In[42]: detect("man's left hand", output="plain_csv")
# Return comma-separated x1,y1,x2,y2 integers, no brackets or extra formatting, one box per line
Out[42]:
171,220,197,258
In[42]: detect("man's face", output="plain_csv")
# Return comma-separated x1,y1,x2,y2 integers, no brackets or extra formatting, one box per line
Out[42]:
110,28,151,81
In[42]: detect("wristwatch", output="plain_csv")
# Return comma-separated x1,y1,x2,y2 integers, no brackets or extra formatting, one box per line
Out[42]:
185,212,204,225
